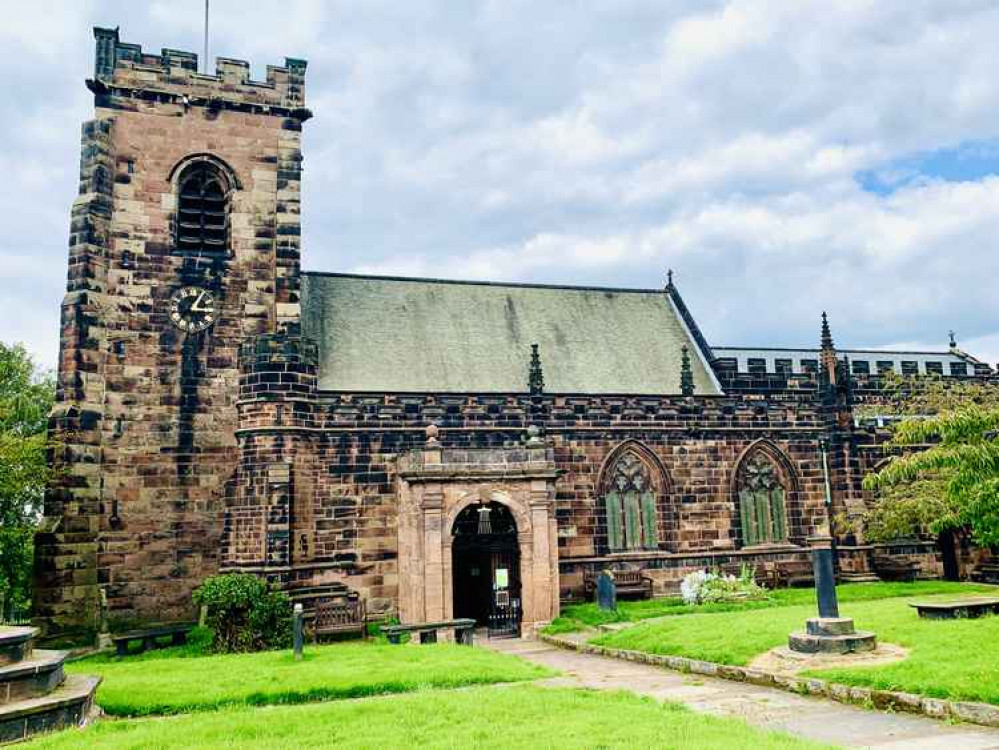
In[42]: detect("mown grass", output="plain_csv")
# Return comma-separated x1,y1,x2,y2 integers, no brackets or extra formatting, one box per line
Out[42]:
27,685,833,750
592,583,999,704
544,580,993,633
67,640,551,716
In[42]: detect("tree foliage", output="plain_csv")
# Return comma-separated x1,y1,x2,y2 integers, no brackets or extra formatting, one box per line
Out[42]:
864,396,999,546
192,574,292,653
0,342,54,615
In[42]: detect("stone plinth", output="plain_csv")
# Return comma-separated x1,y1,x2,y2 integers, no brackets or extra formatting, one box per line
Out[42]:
788,617,876,654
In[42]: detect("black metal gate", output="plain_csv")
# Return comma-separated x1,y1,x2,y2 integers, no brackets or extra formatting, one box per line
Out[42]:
487,597,521,638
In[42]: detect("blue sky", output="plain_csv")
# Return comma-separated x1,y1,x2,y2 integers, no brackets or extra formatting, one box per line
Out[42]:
2,1,998,370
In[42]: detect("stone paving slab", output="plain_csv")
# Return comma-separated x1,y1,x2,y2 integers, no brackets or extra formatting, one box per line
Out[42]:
485,638,999,749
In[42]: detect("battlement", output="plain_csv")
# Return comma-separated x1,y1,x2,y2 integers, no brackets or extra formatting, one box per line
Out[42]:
90,27,308,117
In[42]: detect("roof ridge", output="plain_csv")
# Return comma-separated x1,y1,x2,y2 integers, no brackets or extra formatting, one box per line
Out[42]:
302,270,665,295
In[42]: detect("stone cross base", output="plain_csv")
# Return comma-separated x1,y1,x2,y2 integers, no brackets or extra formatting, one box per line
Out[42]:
788,617,876,655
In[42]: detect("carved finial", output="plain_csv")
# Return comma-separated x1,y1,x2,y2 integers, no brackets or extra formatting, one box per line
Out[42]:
525,423,544,447
425,422,440,447
528,343,544,395
680,345,695,396
666,268,674,288
820,311,834,351
949,330,957,349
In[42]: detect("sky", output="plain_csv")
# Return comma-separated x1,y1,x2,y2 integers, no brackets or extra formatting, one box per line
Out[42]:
2,0,999,371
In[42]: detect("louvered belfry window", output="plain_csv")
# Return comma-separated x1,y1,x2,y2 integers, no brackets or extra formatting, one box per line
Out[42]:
176,164,228,254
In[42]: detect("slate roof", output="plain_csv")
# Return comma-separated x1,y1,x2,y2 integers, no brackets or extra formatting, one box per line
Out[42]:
301,273,722,395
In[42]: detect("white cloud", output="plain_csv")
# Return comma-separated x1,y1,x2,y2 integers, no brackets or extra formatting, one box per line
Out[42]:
1,1,998,371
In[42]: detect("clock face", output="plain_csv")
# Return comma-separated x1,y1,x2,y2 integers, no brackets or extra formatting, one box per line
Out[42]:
168,286,217,333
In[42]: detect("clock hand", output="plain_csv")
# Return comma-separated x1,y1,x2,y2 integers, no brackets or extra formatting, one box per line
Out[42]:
190,292,209,313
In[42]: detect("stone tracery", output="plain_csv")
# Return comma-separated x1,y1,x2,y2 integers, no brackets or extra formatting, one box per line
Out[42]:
736,450,789,546
603,448,660,552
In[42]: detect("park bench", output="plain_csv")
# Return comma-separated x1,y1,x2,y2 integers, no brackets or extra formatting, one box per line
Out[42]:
313,598,366,641
873,556,920,582
764,560,813,589
910,597,999,620
381,618,476,645
111,623,196,656
584,569,653,600
971,562,999,584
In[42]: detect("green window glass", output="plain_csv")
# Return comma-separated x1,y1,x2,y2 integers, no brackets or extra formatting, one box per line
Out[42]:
602,449,661,552
737,452,789,547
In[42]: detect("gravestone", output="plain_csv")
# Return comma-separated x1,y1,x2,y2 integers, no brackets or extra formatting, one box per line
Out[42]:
596,570,617,611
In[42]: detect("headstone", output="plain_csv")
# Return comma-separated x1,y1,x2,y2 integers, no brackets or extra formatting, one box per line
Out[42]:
293,603,304,661
596,570,617,611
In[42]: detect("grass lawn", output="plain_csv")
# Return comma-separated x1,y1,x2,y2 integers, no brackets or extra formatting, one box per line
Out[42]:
592,582,999,704
68,638,551,716
545,580,995,633
27,684,832,750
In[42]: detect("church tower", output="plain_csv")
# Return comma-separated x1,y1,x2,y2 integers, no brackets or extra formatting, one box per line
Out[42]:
34,27,310,637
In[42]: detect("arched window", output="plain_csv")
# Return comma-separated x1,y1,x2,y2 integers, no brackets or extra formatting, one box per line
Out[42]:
602,448,661,552
176,162,229,254
736,450,790,546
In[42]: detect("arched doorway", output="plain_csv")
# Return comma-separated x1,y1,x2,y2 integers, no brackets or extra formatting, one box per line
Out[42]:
451,501,521,636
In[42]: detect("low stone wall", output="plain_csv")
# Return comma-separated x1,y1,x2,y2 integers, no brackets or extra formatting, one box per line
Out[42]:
542,634,999,729
559,546,815,599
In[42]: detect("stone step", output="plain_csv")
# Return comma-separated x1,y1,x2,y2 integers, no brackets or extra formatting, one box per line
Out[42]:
0,650,68,705
838,573,881,584
286,585,352,604
0,627,38,667
0,673,100,745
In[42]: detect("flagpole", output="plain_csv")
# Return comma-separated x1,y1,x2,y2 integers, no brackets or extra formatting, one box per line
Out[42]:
203,0,210,74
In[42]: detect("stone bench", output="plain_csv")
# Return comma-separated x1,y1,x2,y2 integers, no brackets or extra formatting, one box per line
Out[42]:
910,597,999,620
381,619,476,645
110,623,196,656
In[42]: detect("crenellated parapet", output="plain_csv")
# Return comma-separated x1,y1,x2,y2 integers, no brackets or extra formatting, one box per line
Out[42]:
89,27,309,119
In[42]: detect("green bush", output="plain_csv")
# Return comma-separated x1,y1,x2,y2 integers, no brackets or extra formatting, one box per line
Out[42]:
192,574,291,653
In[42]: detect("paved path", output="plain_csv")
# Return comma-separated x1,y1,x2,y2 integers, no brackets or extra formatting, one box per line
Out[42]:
484,637,999,749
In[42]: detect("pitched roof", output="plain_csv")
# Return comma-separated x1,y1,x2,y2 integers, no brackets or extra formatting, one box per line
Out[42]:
301,273,722,395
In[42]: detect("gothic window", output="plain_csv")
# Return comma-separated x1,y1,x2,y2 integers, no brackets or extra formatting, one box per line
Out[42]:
176,162,229,254
736,451,789,547
603,451,659,552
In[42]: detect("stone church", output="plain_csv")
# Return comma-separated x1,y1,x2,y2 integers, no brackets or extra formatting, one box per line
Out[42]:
33,28,996,639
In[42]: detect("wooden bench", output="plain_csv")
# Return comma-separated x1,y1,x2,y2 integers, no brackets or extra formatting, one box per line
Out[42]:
874,557,920,582
584,569,653,600
111,623,196,656
910,597,999,620
313,598,366,641
381,618,476,645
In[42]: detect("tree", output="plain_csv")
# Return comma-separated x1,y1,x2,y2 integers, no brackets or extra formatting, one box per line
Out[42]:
0,343,54,617
862,372,999,545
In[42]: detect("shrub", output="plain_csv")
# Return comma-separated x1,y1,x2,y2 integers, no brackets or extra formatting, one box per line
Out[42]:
680,566,767,605
192,574,292,653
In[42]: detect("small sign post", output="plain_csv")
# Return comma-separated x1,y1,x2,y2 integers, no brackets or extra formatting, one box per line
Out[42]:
293,603,304,661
